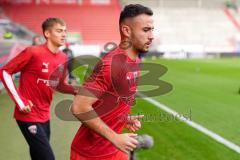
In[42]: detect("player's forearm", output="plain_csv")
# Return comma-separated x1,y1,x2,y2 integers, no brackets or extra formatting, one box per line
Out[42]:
0,69,26,109
83,116,118,141
56,82,78,95
71,101,117,142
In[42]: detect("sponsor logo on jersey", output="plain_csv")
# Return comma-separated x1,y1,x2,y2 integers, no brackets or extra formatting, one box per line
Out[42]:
37,78,59,87
126,71,138,82
42,62,49,73
126,71,139,91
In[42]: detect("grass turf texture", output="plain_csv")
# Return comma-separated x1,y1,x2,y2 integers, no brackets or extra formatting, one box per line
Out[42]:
0,58,240,159
142,58,240,146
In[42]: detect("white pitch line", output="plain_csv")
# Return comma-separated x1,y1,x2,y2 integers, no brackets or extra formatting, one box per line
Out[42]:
138,93,240,154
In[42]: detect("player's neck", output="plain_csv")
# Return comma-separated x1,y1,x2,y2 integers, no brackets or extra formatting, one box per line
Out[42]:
119,39,138,60
47,41,60,54
125,47,138,60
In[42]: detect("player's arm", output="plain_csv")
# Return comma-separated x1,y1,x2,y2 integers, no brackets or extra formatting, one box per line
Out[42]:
71,92,139,153
56,79,78,95
0,48,33,112
55,63,78,95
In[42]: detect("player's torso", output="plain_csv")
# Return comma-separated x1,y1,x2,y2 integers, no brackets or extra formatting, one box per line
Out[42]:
21,46,66,89
100,49,140,124
14,45,67,122
72,48,141,157
107,48,140,103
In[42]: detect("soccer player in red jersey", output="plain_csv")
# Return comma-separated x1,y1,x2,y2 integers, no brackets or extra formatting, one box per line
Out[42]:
0,18,77,160
70,4,154,160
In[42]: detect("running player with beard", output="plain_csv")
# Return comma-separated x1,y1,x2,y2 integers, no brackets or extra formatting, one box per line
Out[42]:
70,4,154,160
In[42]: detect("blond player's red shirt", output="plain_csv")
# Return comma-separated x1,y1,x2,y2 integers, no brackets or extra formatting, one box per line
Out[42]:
71,47,141,158
0,44,74,122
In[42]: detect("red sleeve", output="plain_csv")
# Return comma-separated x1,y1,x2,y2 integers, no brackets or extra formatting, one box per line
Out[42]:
82,60,111,99
0,48,33,109
1,47,32,74
55,62,76,95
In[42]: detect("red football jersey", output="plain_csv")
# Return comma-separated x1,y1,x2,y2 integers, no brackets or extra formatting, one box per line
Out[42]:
0,43,74,122
71,47,141,158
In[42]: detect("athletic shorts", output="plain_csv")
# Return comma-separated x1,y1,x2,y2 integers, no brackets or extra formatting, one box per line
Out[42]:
70,149,128,160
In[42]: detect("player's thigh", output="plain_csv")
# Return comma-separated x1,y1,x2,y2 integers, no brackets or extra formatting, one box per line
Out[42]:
17,120,49,145
41,120,51,140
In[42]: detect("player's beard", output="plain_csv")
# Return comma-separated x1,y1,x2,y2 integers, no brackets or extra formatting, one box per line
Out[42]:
136,45,149,54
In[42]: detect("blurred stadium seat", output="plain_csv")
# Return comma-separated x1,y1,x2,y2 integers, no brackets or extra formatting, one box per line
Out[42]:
1,0,120,44
123,0,239,56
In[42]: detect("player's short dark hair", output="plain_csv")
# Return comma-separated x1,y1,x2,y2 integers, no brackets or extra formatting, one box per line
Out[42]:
42,17,65,33
119,4,153,24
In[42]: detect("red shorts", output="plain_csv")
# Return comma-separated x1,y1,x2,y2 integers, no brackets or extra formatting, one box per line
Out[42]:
70,149,128,160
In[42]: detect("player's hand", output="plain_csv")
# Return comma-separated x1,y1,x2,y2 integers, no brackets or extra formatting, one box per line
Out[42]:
125,115,144,132
112,133,139,154
19,100,33,113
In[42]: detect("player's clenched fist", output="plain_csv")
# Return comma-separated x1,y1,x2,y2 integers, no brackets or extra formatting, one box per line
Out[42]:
112,133,139,154
19,100,33,113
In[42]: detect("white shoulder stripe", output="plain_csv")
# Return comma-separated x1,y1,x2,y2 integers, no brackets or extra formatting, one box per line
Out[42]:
2,71,25,109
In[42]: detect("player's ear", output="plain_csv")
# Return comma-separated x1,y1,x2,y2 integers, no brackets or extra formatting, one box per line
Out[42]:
44,30,50,39
121,24,131,38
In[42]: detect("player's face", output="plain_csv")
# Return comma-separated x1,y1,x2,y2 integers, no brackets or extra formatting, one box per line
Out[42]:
130,14,154,53
45,23,67,47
